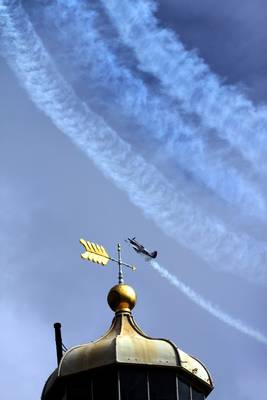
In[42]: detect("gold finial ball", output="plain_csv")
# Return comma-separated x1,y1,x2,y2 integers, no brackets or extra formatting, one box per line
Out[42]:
107,284,137,312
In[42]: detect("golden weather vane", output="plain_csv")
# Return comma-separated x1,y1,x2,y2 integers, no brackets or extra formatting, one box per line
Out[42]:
80,238,136,284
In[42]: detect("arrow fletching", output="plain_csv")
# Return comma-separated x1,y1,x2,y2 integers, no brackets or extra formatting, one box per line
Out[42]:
80,238,110,266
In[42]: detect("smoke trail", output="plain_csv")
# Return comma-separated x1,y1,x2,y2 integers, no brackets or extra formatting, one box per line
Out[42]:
151,260,267,345
23,0,267,220
102,0,267,172
1,0,267,286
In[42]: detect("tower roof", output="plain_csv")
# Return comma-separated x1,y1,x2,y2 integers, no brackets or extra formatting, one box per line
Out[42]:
58,284,213,393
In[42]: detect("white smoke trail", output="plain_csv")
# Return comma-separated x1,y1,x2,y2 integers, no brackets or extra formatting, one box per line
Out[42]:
102,0,267,172
1,0,267,285
24,0,267,220
151,260,267,345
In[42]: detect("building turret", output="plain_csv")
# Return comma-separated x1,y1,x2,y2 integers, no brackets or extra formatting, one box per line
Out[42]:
41,282,213,399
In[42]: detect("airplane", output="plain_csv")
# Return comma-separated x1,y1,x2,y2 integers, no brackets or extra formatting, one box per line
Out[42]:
126,237,157,260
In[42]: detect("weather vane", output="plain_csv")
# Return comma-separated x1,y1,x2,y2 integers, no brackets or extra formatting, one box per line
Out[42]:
80,238,136,284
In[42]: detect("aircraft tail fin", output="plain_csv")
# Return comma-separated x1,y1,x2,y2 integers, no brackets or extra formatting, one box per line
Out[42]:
150,251,157,259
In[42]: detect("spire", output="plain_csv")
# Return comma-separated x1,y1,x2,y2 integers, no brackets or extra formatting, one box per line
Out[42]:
41,237,214,400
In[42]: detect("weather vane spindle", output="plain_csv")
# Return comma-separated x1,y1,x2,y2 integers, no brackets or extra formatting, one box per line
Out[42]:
117,243,124,284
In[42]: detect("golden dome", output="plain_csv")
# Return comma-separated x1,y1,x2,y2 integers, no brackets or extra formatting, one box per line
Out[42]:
59,309,179,376
107,283,136,312
58,284,213,394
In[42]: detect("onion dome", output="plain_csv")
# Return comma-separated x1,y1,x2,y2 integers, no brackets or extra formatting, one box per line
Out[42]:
58,284,213,396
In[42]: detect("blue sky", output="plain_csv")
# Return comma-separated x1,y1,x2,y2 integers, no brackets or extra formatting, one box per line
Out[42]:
0,1,267,399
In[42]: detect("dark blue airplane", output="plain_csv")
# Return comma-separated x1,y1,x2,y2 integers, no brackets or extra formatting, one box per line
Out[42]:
127,237,157,259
